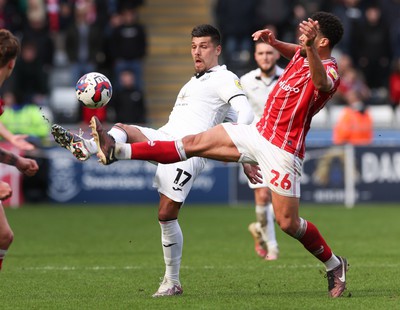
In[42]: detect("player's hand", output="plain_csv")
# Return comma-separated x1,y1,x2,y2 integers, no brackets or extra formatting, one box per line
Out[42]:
298,18,319,47
9,134,35,151
15,157,39,177
242,163,263,184
0,181,12,200
252,29,276,46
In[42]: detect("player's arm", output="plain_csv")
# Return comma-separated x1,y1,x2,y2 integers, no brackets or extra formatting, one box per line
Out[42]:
0,147,39,176
228,95,254,124
301,19,333,92
252,29,298,60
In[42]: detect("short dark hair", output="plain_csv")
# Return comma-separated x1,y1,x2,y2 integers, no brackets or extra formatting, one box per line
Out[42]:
191,24,221,46
0,29,20,68
311,11,344,49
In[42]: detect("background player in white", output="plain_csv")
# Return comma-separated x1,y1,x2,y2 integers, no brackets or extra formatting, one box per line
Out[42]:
240,40,283,261
0,29,39,271
91,12,349,298
51,24,254,297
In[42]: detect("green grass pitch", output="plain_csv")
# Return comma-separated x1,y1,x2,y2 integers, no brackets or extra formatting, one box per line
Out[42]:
1,203,399,309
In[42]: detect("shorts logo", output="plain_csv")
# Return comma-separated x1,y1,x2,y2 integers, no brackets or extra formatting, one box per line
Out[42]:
148,141,155,147
279,80,300,93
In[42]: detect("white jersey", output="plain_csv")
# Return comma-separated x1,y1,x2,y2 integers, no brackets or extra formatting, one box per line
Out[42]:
133,65,252,203
240,66,284,120
159,65,246,138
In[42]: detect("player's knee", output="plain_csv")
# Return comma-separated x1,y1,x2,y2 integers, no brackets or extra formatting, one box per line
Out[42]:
182,135,196,149
114,123,127,130
276,217,297,236
158,205,180,221
0,229,14,249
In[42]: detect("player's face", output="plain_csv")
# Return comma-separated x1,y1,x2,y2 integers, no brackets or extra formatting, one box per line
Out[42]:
191,36,221,73
299,33,323,57
254,43,279,75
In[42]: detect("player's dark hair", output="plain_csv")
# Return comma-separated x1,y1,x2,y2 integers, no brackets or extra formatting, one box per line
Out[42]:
0,29,20,68
191,24,221,46
311,11,344,49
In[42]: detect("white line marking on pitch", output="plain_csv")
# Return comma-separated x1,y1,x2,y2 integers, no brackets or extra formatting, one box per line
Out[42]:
19,263,400,271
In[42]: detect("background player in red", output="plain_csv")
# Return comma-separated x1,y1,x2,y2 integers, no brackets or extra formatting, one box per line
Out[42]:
0,29,39,270
91,12,349,297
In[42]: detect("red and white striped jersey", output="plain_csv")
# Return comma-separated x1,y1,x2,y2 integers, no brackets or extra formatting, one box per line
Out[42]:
256,48,340,159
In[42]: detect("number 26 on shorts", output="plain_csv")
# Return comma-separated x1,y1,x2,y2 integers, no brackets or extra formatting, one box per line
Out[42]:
270,169,292,190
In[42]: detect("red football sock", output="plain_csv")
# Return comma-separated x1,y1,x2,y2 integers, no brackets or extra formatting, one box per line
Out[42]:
298,220,332,262
130,141,183,164
0,258,3,270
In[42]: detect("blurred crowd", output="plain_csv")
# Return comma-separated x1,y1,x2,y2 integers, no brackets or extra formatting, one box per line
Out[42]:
0,0,147,141
0,0,399,146
215,0,400,114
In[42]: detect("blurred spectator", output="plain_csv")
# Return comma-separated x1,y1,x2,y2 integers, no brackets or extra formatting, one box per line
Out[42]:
117,0,144,11
0,92,51,146
11,40,49,106
381,0,400,57
0,91,51,202
331,0,364,54
335,67,371,106
254,0,292,39
214,0,257,74
108,4,147,91
64,1,106,84
389,57,400,109
20,1,54,69
109,69,146,124
0,0,23,33
349,3,392,91
81,104,107,124
333,90,373,145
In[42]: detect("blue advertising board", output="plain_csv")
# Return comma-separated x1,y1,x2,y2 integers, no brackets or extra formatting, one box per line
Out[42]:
47,148,230,204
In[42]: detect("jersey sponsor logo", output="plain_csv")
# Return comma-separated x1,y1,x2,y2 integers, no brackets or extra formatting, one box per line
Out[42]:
234,79,243,90
278,80,300,93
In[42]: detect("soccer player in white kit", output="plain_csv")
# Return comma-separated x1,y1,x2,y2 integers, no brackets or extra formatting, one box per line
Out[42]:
240,41,283,261
92,12,350,298
51,24,254,297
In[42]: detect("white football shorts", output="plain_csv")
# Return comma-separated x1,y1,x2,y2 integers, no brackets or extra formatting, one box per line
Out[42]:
222,123,302,197
132,125,207,202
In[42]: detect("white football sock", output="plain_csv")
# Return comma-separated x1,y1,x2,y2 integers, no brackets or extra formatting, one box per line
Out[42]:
115,143,131,160
265,202,278,251
108,127,128,143
83,138,98,154
255,204,267,226
160,219,183,284
324,254,341,271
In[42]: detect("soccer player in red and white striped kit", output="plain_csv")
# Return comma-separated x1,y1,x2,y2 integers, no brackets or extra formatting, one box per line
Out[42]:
93,12,349,297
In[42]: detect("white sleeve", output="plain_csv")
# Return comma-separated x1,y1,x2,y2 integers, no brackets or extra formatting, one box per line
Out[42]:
228,95,254,124
224,106,238,123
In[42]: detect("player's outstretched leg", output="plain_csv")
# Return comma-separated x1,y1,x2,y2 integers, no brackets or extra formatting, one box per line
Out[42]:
51,124,91,161
327,256,349,297
89,116,117,165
